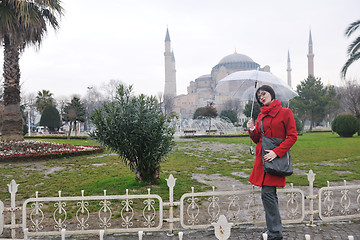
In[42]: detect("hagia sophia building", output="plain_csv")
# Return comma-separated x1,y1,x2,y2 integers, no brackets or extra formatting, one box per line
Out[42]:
163,28,315,123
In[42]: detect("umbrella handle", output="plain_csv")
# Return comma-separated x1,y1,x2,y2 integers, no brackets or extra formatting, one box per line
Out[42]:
250,98,255,120
249,79,258,156
249,145,254,155
250,81,258,120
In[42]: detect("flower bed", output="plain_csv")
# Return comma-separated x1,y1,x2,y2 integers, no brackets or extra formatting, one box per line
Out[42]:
0,141,104,162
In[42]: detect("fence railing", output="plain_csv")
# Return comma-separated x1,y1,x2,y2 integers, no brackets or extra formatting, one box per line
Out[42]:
0,170,359,240
179,184,305,229
318,180,360,221
22,189,163,237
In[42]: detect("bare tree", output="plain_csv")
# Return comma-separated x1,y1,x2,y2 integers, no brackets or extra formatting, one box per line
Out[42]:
84,86,107,131
163,94,174,115
222,99,243,118
340,80,360,134
340,80,360,112
156,91,165,114
21,92,36,133
340,80,360,117
101,79,126,102
157,91,163,103
55,96,70,126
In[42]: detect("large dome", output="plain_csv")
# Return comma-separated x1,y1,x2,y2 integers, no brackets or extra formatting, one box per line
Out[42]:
212,52,260,71
218,53,254,64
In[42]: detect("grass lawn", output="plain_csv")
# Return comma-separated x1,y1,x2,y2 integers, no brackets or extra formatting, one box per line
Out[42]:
0,132,359,202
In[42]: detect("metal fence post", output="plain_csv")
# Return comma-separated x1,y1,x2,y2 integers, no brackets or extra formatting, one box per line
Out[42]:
138,230,143,240
166,174,176,236
23,228,29,240
306,170,316,226
0,200,3,235
61,228,66,240
262,232,268,240
99,229,104,240
7,179,19,239
213,214,232,240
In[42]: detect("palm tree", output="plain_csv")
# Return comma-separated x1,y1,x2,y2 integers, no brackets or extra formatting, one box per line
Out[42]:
35,90,55,114
63,97,86,139
341,19,360,79
0,0,63,141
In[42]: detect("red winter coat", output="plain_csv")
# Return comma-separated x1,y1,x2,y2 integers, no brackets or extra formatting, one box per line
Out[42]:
248,100,297,188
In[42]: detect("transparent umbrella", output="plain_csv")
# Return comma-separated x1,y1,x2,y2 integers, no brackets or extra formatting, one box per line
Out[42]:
216,70,298,103
215,70,298,154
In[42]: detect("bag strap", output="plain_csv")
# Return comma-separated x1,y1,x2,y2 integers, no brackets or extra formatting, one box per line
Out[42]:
260,117,274,137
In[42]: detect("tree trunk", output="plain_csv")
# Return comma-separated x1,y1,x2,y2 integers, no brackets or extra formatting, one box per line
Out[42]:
1,39,24,142
74,121,78,136
309,114,314,132
135,168,160,183
309,121,313,132
135,170,142,182
67,121,72,140
152,168,160,181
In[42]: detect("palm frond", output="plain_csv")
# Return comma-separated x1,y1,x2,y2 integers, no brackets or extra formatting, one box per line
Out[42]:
345,19,360,38
341,52,360,79
0,3,17,32
346,35,360,56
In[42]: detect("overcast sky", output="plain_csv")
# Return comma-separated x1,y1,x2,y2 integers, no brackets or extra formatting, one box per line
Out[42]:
1,0,360,100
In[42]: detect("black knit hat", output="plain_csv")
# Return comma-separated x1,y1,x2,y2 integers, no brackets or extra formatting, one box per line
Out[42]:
255,85,276,106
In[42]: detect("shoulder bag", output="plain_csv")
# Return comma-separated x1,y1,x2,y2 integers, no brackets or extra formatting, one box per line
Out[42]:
261,120,293,176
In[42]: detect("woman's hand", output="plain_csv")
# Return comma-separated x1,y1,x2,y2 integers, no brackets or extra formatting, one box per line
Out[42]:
247,119,255,130
263,150,277,162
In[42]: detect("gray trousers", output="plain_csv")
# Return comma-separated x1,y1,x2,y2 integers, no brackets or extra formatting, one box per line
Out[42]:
261,186,283,239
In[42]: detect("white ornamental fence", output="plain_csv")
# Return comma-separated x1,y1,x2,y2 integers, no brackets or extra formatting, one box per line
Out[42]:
0,170,359,239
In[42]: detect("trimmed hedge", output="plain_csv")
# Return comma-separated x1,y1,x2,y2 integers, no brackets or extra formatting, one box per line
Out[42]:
331,113,359,137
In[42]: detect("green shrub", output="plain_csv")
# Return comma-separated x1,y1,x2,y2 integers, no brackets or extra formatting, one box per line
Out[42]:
242,121,247,129
294,115,304,132
331,113,359,137
90,85,175,183
220,110,238,124
40,105,61,132
193,103,218,120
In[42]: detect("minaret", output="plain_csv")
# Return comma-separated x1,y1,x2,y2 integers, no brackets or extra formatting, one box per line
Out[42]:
164,28,176,98
287,50,292,88
171,50,176,93
307,30,314,77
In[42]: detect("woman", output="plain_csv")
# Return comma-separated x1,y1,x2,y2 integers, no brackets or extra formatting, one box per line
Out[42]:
247,85,297,240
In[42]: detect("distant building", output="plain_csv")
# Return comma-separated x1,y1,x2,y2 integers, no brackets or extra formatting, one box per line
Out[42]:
164,28,313,120
307,30,315,77
164,28,176,98
287,50,292,88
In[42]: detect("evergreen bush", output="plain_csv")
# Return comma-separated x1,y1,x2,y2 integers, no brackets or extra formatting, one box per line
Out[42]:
40,105,61,132
331,113,359,137
90,85,175,183
294,115,304,132
220,110,238,124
